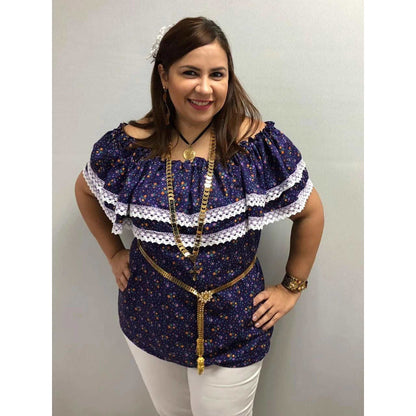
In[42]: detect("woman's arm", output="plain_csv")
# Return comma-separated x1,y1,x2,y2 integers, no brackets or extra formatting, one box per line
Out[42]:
286,187,325,280
74,172,131,291
252,188,324,330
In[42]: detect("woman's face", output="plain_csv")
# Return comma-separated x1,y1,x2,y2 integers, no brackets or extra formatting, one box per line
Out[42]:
158,40,229,132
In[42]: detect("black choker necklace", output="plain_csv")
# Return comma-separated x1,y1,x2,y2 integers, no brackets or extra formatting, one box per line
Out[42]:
172,120,213,162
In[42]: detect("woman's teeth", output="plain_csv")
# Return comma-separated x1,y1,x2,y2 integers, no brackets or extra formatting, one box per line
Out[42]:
190,100,211,105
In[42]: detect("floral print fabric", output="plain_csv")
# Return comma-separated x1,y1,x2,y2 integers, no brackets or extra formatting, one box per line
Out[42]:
83,120,313,368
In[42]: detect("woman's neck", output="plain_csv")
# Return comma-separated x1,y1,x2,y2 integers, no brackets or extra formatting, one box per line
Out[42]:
173,118,213,140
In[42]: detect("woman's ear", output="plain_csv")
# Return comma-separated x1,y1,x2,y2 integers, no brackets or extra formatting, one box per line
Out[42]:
158,64,168,87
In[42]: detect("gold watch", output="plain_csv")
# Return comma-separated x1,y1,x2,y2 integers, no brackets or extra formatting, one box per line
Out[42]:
281,273,308,293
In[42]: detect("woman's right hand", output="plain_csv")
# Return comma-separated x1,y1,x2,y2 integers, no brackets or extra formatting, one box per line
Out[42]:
108,249,131,292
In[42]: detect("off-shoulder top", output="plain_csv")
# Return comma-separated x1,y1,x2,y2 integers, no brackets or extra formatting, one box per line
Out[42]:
83,120,313,368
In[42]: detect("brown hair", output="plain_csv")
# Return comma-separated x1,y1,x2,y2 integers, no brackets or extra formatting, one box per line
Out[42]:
128,16,262,168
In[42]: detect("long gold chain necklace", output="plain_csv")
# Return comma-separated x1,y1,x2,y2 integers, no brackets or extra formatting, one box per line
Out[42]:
166,125,216,280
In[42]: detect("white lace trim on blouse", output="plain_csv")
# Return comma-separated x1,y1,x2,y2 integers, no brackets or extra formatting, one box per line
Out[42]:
83,163,313,247
83,159,307,226
108,179,313,247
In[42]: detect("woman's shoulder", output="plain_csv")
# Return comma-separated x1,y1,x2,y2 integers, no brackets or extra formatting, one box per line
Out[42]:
123,118,155,140
236,117,267,143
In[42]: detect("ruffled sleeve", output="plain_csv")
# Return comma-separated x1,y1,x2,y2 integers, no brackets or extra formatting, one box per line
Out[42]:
236,121,314,230
82,123,144,235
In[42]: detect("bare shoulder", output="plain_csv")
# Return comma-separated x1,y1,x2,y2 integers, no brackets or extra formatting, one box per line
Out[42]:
123,118,154,140
236,117,267,143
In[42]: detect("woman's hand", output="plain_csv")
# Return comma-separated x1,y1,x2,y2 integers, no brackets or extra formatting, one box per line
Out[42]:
252,284,301,331
108,249,131,292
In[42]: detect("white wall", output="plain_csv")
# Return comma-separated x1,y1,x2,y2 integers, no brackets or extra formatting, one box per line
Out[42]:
53,0,363,414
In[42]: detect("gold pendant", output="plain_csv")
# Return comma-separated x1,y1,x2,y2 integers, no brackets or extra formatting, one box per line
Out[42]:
183,146,196,161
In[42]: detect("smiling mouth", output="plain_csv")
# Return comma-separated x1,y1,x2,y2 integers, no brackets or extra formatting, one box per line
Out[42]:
189,99,213,105
188,99,214,110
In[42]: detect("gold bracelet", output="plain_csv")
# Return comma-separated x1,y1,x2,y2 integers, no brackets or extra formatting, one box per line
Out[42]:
281,273,308,293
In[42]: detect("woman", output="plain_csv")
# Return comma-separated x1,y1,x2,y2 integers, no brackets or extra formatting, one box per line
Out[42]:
75,16,324,416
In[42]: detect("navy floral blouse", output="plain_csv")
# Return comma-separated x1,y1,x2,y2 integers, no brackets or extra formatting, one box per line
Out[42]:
83,120,313,368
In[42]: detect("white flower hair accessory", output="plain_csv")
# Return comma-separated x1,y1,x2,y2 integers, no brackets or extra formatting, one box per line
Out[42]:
147,24,175,63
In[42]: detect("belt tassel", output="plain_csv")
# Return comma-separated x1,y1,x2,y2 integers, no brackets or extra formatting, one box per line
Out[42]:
196,292,212,374
197,300,205,374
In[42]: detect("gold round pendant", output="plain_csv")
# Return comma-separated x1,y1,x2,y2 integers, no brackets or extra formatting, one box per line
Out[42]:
183,147,196,161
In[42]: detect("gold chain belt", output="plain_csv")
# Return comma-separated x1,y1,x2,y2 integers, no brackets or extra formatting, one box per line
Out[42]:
137,240,257,375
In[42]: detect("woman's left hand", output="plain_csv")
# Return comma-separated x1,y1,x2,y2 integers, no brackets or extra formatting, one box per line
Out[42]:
252,284,301,331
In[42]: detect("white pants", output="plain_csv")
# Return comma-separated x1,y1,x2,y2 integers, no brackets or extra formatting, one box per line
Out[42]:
124,334,263,416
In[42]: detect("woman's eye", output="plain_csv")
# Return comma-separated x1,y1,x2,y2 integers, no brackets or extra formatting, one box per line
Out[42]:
182,71,224,78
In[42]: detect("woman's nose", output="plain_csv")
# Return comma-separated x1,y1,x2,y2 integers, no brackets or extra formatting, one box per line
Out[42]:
195,76,213,94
